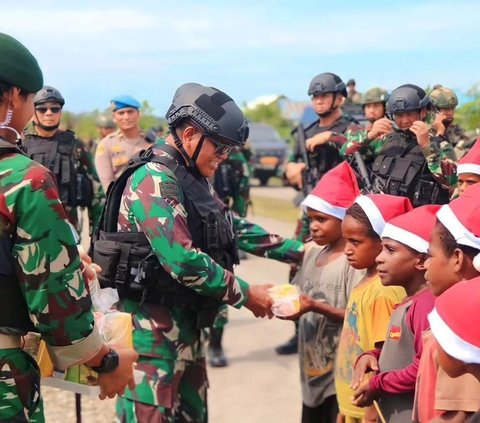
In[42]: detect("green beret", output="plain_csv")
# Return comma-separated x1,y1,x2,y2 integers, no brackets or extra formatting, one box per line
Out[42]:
0,33,43,93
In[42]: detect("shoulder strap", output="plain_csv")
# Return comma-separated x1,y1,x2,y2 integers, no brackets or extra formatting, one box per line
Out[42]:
0,139,24,158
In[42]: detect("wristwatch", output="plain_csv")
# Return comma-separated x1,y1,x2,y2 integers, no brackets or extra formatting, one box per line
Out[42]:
90,348,119,374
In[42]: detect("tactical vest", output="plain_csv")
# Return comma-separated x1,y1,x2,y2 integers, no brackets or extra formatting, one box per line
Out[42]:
23,130,93,207
370,131,450,207
300,116,352,181
92,144,239,328
0,140,37,335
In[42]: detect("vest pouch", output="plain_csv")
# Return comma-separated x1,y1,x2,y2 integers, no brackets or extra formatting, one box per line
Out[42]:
372,155,394,177
92,240,121,289
75,170,94,208
388,158,411,182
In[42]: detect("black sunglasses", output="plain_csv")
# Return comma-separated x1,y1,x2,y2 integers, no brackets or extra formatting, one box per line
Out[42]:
206,136,233,156
35,106,62,114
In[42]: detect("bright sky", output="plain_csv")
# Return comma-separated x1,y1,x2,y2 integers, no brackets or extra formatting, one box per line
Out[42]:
4,0,479,114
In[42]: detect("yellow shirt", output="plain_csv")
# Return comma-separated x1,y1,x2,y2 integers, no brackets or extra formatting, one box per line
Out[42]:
334,274,406,419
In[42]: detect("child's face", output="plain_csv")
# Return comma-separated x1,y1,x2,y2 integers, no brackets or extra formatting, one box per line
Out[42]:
342,215,382,270
425,226,459,296
376,238,422,286
307,208,343,246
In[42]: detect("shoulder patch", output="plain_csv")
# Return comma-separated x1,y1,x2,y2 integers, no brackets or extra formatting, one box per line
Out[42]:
160,181,180,199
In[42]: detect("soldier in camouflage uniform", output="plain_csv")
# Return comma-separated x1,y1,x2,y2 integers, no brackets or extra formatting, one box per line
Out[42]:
346,84,457,205
0,32,137,423
95,83,304,422
23,86,104,234
429,86,474,159
340,87,390,161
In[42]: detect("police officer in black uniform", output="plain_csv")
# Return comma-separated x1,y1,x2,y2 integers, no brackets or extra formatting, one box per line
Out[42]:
367,84,455,206
23,86,101,232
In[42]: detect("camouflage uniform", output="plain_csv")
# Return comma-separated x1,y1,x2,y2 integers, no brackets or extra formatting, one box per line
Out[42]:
213,148,251,219
0,142,103,422
23,130,105,234
114,142,303,422
429,86,473,159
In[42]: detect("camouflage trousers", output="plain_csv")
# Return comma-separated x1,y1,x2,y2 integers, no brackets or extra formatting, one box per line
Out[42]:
0,348,44,422
115,358,208,423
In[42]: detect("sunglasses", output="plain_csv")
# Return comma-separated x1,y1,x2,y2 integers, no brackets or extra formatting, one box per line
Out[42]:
35,106,62,114
206,136,234,156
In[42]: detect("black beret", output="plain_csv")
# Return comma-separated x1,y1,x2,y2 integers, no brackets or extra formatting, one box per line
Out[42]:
0,33,43,93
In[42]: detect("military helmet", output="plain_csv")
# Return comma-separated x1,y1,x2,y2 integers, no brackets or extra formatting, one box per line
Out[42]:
96,113,115,129
34,85,65,107
361,87,388,106
308,73,347,97
165,83,249,146
429,87,458,109
387,84,430,114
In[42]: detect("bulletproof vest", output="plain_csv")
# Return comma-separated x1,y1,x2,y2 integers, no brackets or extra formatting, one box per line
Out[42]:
300,116,352,181
370,131,450,207
92,144,238,328
0,140,37,335
23,130,93,207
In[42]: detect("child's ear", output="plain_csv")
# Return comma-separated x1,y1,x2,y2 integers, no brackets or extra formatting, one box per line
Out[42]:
415,253,429,271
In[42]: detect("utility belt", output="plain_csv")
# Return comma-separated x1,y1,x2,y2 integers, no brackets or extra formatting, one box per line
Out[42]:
0,333,22,349
93,232,222,328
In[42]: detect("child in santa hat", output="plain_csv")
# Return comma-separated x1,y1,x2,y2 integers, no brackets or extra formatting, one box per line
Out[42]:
351,205,439,423
278,162,365,423
335,194,410,423
456,140,480,196
428,277,480,422
414,183,480,422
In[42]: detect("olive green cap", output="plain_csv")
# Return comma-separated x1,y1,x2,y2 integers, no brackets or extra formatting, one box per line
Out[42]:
0,33,43,93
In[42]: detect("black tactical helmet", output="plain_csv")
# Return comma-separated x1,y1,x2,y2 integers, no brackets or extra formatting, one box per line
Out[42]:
34,85,65,107
308,73,347,97
387,84,430,114
165,83,249,146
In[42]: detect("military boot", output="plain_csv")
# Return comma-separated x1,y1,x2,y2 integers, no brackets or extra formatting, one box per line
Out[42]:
208,328,228,367
275,334,298,355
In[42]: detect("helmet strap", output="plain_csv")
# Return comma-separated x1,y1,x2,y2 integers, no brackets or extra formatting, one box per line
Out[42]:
33,110,60,132
318,93,339,119
171,126,203,174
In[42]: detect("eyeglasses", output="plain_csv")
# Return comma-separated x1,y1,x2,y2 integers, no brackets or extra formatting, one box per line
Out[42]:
35,106,62,114
206,136,234,156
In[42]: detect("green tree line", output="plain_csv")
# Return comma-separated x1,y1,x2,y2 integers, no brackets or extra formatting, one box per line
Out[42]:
58,100,165,141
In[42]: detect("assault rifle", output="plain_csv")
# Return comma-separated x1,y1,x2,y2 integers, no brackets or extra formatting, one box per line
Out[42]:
292,125,320,205
353,151,374,194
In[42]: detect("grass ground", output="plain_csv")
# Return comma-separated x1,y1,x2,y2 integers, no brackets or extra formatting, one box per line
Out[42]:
250,193,299,223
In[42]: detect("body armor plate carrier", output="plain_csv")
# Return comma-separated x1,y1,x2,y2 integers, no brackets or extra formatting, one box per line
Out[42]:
23,130,93,207
92,144,239,328
369,131,450,207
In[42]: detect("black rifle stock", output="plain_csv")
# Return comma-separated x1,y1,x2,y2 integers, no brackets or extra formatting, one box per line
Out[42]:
296,125,319,198
353,151,374,194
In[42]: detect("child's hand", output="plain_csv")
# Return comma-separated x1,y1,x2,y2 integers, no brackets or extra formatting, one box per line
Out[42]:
276,294,313,321
351,380,379,407
352,354,379,390
306,131,332,151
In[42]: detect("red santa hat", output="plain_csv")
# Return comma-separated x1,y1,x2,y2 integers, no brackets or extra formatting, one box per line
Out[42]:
457,139,480,176
354,194,413,236
436,183,480,271
381,205,441,253
429,277,480,364
302,162,360,219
